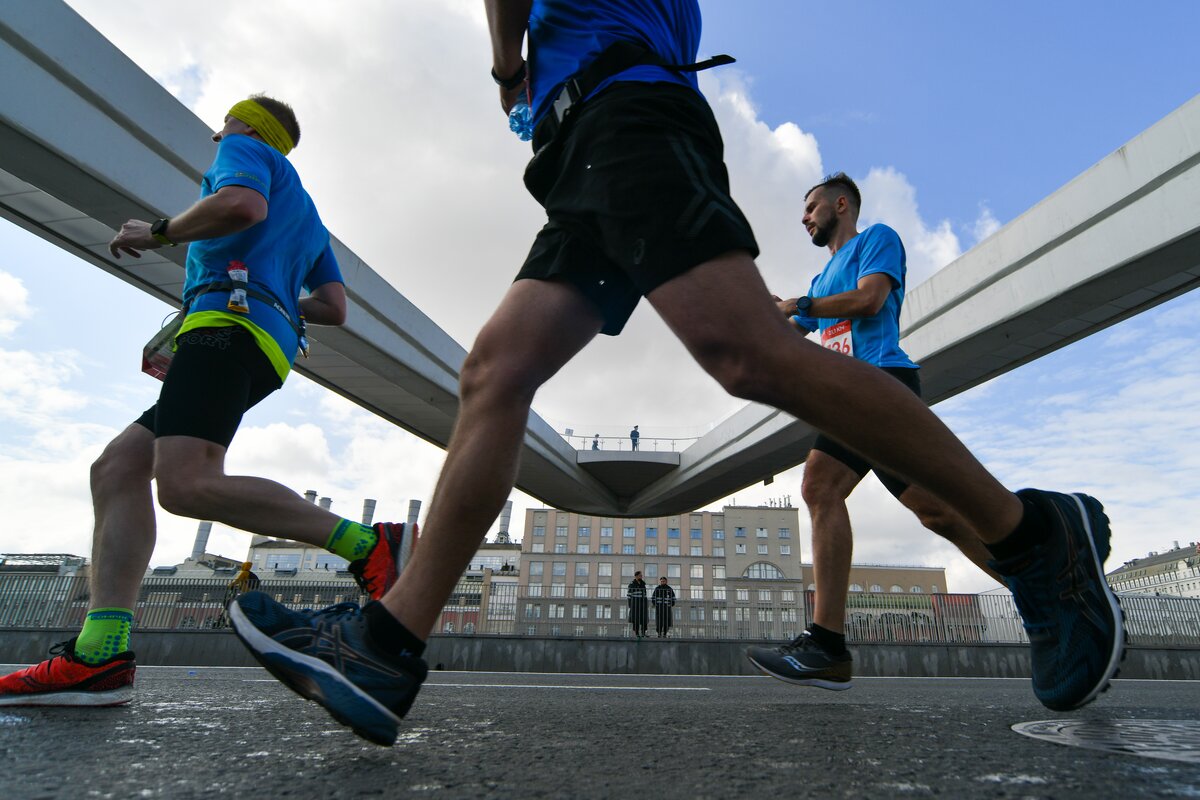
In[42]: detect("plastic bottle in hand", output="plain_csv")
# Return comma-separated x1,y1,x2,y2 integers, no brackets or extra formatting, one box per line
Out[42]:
508,101,533,141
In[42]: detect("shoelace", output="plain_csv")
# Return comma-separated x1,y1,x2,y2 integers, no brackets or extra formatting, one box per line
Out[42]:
779,632,814,652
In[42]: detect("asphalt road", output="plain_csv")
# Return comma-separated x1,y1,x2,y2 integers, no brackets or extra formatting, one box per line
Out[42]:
1,665,1198,799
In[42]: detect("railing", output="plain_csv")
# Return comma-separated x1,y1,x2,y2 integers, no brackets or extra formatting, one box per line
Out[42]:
568,434,698,452
3,574,1199,647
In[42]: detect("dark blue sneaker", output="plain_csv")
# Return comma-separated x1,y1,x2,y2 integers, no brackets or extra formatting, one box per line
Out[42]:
991,490,1125,711
228,592,427,746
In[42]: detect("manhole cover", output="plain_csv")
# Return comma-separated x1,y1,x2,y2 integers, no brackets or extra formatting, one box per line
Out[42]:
1013,719,1200,764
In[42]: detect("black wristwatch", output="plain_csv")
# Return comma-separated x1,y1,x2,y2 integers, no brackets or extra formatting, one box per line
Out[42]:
150,217,176,247
491,61,527,90
795,296,813,313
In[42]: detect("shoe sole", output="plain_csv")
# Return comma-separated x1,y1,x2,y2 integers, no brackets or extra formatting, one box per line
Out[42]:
227,601,401,746
746,653,853,691
1056,493,1125,710
0,686,133,707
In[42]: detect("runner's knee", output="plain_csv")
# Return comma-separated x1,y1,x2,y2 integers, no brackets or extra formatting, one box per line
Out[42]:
90,432,153,496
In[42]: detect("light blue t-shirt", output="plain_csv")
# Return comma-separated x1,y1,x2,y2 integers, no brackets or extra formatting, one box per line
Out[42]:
807,223,918,369
181,134,342,379
527,0,703,127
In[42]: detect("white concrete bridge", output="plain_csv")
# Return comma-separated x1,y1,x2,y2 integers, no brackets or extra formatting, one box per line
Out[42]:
2,3,1198,515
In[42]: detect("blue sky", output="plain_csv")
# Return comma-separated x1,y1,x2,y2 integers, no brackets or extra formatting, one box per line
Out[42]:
0,1,1197,594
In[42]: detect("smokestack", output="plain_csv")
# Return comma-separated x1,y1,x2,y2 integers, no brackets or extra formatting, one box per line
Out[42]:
407,499,421,527
191,521,212,561
304,490,318,504
319,496,332,511
396,499,422,573
495,500,513,543
362,499,377,526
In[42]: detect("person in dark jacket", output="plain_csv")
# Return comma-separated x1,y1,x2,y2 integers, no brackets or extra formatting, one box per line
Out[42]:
626,571,648,638
652,577,676,638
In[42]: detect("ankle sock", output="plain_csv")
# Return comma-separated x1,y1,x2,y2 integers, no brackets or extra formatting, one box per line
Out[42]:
364,601,426,658
325,519,378,562
986,492,1051,562
75,608,133,665
807,623,847,656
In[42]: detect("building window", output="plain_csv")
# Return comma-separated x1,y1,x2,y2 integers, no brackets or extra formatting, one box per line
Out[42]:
623,526,636,538
713,546,725,558
691,546,703,556
757,544,769,555
598,563,612,577
266,554,301,569
550,584,565,597
713,565,726,579
781,590,794,603
668,546,680,556
870,584,882,593
736,589,749,601
850,583,864,592
578,526,590,537
554,543,567,553
531,543,544,553
756,527,768,538
690,565,703,579
533,526,545,537
644,563,659,578
314,554,348,571
713,586,726,600
600,544,612,554
690,528,703,539
600,526,613,538
525,604,541,618
713,529,725,540
782,608,798,623
573,605,588,619
576,544,590,554
891,585,903,593
911,586,923,593
529,561,544,577
621,563,635,578
549,604,565,619
668,528,680,539
622,544,635,554
735,527,746,538
758,590,772,601
552,562,567,577
668,564,681,578
576,563,590,578
528,584,543,597
931,585,940,593
689,605,705,621
743,562,785,580
597,585,612,598
689,587,704,601
779,545,791,556
736,544,747,554
596,605,612,619
778,528,791,539
574,585,589,598
556,526,568,537
646,544,658,555
646,527,657,538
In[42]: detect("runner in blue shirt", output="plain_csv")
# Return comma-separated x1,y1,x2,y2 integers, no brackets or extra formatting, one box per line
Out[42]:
0,96,407,708
750,173,1002,690
230,2,1122,746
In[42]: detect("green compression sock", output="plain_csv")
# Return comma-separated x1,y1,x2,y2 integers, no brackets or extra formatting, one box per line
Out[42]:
325,519,378,562
75,608,133,665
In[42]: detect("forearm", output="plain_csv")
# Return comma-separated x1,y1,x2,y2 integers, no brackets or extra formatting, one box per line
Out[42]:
484,0,532,75
165,191,265,244
808,290,882,319
299,294,343,326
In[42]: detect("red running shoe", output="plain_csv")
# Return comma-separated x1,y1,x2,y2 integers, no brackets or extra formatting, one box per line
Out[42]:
349,522,410,601
0,639,135,706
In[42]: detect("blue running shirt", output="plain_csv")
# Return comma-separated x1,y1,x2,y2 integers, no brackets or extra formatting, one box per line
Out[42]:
527,0,703,127
180,134,342,380
806,224,918,369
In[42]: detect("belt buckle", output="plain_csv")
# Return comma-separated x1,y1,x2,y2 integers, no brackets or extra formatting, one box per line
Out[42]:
552,78,582,124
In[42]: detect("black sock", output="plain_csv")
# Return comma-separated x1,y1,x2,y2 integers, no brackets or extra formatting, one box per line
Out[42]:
807,623,847,656
986,491,1051,562
363,601,426,657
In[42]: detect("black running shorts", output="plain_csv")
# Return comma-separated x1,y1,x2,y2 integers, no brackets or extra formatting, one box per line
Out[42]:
134,325,283,447
811,366,922,499
518,82,759,335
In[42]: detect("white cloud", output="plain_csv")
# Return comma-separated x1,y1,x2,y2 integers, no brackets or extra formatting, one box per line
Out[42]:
970,203,1002,245
0,270,32,337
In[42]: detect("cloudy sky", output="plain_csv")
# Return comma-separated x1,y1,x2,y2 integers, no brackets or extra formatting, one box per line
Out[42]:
1,1,1198,594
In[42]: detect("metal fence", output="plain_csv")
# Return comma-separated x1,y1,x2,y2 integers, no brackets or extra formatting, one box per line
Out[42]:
2,573,1199,647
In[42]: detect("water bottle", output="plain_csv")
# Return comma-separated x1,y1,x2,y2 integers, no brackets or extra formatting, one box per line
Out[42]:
508,101,533,141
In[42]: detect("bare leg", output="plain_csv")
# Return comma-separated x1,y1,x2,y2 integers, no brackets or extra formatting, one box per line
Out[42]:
381,279,604,636
648,252,1024,543
153,436,346,546
802,451,863,634
89,424,157,609
898,484,1005,584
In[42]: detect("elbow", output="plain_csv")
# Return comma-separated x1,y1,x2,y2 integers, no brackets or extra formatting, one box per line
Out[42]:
226,195,269,229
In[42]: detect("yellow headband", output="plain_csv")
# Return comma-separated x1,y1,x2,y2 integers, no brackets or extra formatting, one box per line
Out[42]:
228,99,295,156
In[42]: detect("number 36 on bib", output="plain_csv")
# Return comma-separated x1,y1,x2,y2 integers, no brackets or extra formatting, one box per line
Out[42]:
821,320,854,357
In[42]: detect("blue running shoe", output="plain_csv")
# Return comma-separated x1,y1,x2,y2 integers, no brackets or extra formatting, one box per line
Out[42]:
228,592,427,746
990,489,1125,711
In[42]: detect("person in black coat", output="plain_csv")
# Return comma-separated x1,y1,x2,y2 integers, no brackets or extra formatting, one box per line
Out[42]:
627,571,648,638
652,577,676,638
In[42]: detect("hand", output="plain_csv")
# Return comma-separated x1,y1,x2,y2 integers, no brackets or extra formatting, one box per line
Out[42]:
776,296,799,316
790,314,819,333
499,79,529,115
108,219,160,259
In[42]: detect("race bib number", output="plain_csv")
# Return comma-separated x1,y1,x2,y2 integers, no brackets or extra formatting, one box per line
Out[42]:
821,320,854,357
